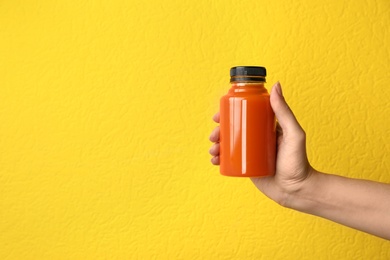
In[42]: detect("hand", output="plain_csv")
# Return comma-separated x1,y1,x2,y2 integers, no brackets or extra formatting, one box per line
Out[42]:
209,82,316,207
210,82,390,239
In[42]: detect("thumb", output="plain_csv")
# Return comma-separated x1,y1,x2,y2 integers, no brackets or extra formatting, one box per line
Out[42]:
270,82,302,134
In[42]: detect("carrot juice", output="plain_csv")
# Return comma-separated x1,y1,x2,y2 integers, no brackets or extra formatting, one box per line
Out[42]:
219,66,276,177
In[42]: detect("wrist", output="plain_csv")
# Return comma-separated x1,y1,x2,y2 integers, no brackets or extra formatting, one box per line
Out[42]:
282,167,323,212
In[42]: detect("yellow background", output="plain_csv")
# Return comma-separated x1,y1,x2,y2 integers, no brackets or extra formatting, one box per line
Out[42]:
1,0,390,259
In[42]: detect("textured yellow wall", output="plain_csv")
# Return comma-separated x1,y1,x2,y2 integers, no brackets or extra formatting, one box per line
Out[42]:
1,0,389,259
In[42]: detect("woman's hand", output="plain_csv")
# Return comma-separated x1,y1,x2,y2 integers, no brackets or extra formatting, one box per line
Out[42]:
210,82,390,240
209,82,316,207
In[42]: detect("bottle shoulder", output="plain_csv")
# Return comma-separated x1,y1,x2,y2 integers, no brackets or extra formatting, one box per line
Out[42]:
224,84,269,96
221,91,270,99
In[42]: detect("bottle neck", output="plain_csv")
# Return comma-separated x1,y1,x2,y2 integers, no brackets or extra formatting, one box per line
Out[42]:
230,75,266,83
229,82,267,94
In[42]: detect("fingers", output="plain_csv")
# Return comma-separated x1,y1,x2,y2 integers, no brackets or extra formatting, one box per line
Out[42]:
209,142,220,156
211,156,220,165
209,126,220,142
213,112,220,123
209,140,220,165
210,113,221,165
270,82,303,136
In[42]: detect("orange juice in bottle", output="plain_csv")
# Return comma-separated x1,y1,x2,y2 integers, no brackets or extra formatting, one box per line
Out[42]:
220,66,276,177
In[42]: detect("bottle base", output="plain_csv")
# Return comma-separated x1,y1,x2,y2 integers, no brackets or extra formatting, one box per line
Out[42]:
220,171,274,178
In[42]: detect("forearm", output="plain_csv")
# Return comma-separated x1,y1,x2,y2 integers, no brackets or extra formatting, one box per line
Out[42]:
286,170,390,240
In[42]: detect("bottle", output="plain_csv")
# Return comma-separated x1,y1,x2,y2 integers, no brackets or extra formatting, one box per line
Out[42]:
219,66,276,177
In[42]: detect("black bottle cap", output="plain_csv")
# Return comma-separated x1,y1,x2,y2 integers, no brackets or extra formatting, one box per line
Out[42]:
230,66,266,82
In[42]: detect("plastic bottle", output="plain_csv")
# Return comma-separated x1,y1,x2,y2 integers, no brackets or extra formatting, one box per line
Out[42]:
220,66,276,177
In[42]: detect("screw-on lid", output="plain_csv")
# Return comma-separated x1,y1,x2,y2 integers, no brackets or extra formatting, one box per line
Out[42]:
230,66,266,82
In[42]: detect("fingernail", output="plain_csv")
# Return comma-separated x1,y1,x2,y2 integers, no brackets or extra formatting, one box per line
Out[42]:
275,81,283,96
